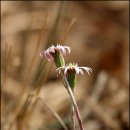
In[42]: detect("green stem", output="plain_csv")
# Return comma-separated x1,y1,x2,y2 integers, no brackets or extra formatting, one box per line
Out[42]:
62,74,84,130
71,101,76,130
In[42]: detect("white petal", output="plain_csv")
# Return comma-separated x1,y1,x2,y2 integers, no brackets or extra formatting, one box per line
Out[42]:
56,69,61,74
75,63,78,67
64,66,70,75
61,46,66,55
79,69,84,75
80,67,92,75
56,45,60,50
64,46,71,53
56,66,64,71
74,66,80,74
56,66,64,70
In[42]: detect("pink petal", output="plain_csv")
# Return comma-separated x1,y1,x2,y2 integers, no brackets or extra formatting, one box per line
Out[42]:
57,45,66,55
45,52,52,61
48,45,55,53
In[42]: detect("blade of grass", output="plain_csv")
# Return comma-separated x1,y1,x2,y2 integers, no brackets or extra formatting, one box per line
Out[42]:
8,58,52,130
35,62,53,94
61,18,76,43
13,57,55,129
38,97,69,130
8,4,69,129
32,1,67,86
8,12,48,130
10,92,69,130
20,12,48,97
2,44,12,89
1,44,12,112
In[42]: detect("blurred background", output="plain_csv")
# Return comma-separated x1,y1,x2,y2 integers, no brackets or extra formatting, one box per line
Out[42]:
1,1,129,130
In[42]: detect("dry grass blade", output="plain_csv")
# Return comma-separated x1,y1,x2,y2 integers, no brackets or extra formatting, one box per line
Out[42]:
20,12,48,97
82,71,121,130
82,71,109,120
9,93,69,130
61,18,76,43
16,94,33,130
33,1,67,86
35,62,53,94
1,44,12,112
46,1,68,45
8,12,48,130
17,62,53,129
9,62,52,130
86,98,122,130
8,94,32,130
2,44,12,89
38,97,69,130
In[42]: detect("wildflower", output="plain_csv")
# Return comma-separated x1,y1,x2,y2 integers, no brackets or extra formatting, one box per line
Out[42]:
40,44,71,68
57,63,92,89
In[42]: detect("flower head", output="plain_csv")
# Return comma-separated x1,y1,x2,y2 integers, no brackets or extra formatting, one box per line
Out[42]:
40,44,71,68
40,44,71,61
57,63,92,76
57,63,92,89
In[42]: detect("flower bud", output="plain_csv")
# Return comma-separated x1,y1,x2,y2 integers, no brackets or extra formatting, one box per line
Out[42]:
66,68,77,90
51,50,65,68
